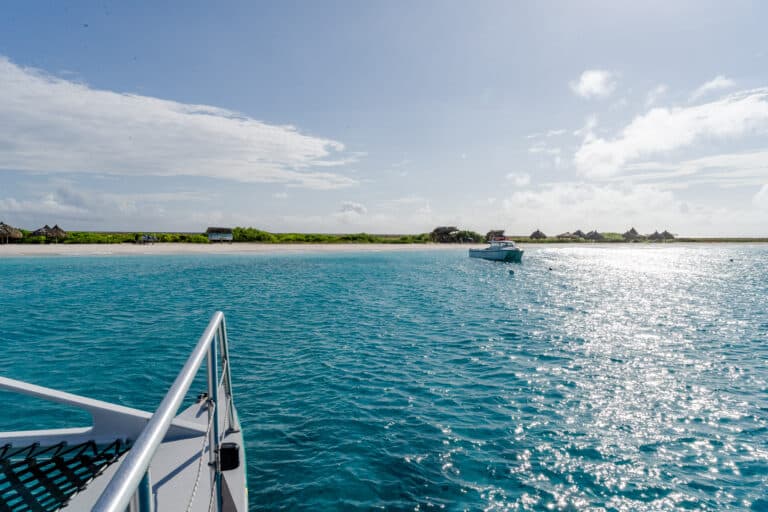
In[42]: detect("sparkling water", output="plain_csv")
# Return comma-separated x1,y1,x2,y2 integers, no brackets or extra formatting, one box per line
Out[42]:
1,245,767,510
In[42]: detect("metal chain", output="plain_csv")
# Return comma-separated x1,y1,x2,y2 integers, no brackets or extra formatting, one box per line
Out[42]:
185,400,217,512
207,478,217,512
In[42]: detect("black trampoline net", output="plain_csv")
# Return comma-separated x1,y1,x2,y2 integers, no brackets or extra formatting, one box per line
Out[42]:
0,440,130,511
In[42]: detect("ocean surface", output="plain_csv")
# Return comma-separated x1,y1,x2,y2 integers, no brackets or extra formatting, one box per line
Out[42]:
1,245,767,511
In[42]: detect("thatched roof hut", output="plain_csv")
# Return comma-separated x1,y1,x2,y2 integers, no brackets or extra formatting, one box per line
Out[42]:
661,230,675,240
29,224,67,242
585,230,604,241
572,229,586,238
530,229,547,239
430,226,458,243
31,225,52,238
647,230,663,241
486,230,505,241
622,227,639,240
0,222,23,244
49,224,67,240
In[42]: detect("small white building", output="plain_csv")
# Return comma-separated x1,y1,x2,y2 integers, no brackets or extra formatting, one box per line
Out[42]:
206,227,233,243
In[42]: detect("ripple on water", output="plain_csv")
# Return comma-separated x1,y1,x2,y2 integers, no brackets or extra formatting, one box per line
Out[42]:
1,246,767,510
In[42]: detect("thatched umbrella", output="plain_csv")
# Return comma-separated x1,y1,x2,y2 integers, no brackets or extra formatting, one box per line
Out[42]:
661,230,675,240
622,227,640,240
647,230,663,241
31,225,52,238
572,229,586,238
530,229,547,239
0,222,23,244
49,224,67,242
585,230,604,241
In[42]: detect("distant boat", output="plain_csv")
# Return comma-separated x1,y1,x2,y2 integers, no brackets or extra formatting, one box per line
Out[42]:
469,239,523,262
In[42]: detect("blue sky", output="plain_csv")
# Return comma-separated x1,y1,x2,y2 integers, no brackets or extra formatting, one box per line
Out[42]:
1,1,767,235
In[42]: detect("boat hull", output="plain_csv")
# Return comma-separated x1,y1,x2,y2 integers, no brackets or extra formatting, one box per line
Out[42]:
468,248,523,262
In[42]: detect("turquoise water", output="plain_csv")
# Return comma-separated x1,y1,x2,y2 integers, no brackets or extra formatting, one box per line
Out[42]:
1,245,767,510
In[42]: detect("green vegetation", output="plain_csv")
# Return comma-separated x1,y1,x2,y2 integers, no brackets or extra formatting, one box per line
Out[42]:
429,226,484,243
62,232,135,244
233,227,431,244
16,231,209,244
4,224,767,245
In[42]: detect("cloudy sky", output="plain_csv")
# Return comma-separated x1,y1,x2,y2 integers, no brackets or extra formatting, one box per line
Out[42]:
1,1,767,235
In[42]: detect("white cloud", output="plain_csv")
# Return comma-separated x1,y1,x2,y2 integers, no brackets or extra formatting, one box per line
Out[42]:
502,182,678,231
0,195,88,217
617,151,768,188
494,182,767,236
573,115,598,137
574,88,768,177
754,184,768,208
506,172,531,187
0,56,357,189
381,196,426,206
526,129,565,140
690,75,736,101
339,201,367,215
645,84,668,107
570,69,617,99
0,185,211,224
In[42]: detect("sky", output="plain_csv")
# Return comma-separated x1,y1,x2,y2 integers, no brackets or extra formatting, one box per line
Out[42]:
1,0,767,236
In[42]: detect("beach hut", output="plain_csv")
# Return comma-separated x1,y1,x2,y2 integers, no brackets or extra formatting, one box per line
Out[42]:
206,227,234,243
30,225,53,239
49,224,67,242
572,229,586,239
622,227,641,241
0,222,23,244
486,230,505,241
585,230,604,241
647,230,664,241
530,229,547,240
430,226,459,243
661,230,675,240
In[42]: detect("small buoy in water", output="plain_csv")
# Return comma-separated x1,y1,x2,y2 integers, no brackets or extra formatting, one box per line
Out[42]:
509,269,515,275
729,258,734,262
548,267,553,271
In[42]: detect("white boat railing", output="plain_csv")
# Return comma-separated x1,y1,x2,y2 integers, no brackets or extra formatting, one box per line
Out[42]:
93,311,237,512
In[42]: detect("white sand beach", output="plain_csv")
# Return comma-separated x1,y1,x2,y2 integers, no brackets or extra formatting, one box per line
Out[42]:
0,243,484,257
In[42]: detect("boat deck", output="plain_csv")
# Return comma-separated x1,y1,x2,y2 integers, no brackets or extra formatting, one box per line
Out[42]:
62,394,246,511
0,311,247,512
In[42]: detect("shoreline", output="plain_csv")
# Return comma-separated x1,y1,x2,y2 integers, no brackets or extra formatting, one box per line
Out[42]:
0,243,484,257
1,241,766,257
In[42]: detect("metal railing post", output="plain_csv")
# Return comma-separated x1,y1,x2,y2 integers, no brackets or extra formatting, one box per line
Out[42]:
138,471,152,512
93,311,227,512
219,318,237,433
207,333,222,511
